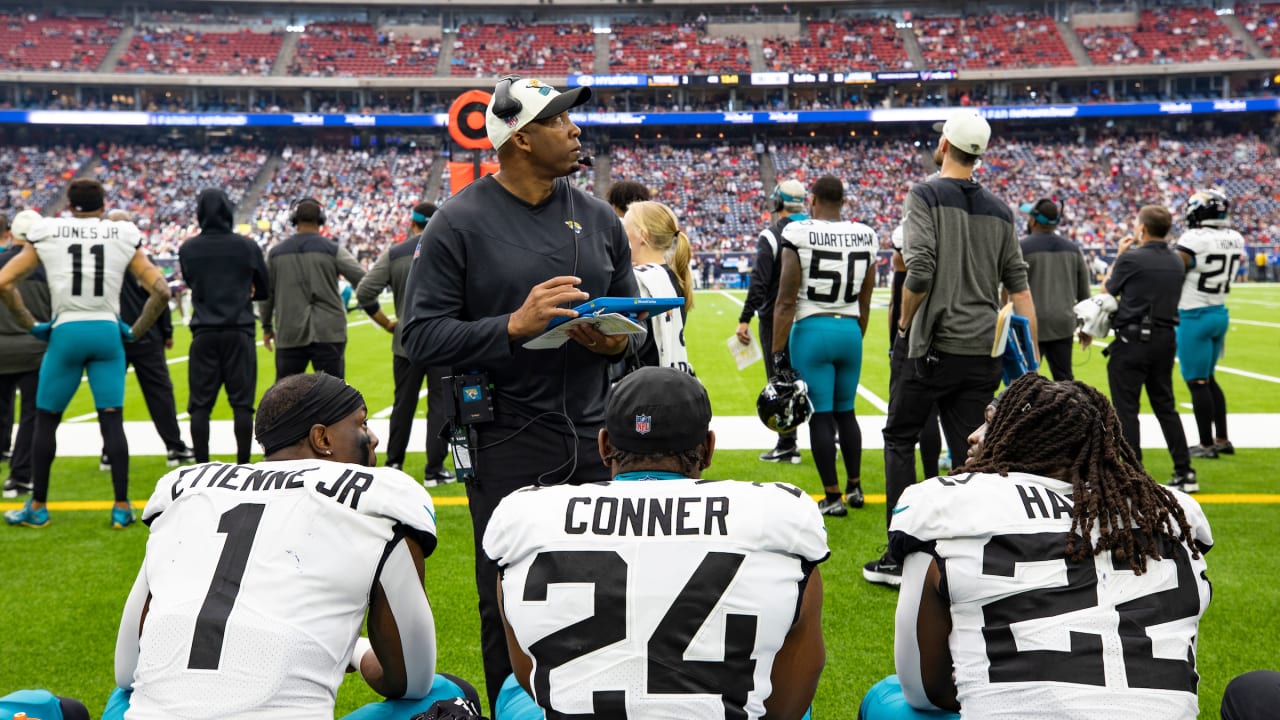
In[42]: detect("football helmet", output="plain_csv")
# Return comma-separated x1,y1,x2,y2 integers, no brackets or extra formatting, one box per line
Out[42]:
1185,189,1229,229
757,375,814,433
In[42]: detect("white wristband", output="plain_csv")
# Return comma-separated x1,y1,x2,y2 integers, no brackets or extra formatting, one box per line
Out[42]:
349,636,373,672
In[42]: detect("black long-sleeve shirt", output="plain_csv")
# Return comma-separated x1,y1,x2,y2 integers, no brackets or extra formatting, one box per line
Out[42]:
739,214,805,324
400,175,637,437
179,190,270,336
118,256,173,346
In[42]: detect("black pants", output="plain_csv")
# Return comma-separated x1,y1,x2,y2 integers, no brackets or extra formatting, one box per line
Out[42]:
387,355,449,471
0,380,11,456
189,330,258,463
1106,328,1190,473
468,415,610,711
1038,336,1075,381
124,340,184,451
275,341,345,380
758,315,796,448
887,345,942,479
883,337,1002,529
1222,670,1280,720
0,369,38,480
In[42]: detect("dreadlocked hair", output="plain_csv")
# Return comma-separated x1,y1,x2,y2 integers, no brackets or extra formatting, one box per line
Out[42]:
963,374,1199,575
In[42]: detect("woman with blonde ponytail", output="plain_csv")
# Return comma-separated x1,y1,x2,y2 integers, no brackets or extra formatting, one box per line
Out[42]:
622,200,694,374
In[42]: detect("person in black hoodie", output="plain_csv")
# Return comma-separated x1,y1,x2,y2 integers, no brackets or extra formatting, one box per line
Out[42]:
178,189,270,464
105,209,194,469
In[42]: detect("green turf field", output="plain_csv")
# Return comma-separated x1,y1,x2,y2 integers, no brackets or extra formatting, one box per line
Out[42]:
2,284,1278,717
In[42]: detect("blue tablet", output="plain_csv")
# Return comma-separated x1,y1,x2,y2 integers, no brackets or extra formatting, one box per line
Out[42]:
545,296,685,330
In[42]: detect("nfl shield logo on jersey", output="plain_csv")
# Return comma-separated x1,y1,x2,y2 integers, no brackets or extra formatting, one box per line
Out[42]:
635,414,651,435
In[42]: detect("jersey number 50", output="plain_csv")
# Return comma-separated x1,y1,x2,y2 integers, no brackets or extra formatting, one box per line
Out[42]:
807,250,870,304
522,550,757,720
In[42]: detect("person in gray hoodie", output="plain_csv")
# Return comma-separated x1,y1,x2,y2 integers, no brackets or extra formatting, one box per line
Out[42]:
178,188,270,464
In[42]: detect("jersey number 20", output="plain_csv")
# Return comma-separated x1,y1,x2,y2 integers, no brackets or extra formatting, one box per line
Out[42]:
523,550,757,720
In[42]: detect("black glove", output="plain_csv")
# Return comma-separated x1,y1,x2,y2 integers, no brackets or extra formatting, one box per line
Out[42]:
772,348,791,371
410,697,488,720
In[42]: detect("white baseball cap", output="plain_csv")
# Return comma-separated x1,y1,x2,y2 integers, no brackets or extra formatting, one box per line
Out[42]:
485,77,592,150
932,109,991,156
774,179,806,210
10,209,42,240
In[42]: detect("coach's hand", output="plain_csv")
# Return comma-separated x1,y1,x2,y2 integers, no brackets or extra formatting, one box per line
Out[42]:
507,276,589,340
736,321,752,346
263,331,275,352
1078,330,1093,349
567,322,628,355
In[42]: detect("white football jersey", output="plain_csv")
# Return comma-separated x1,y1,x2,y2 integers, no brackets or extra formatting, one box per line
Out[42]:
633,263,691,374
1176,227,1246,310
891,472,1212,720
781,218,878,321
484,478,829,720
125,460,438,720
26,216,141,325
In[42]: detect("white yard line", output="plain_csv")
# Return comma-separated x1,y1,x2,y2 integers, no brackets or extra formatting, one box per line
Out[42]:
1232,319,1280,329
373,387,428,420
1094,339,1280,385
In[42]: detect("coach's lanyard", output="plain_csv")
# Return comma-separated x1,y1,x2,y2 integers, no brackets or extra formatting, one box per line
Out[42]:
613,471,687,482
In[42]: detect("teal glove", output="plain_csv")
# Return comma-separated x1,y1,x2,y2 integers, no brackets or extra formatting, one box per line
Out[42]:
29,321,53,342
117,318,136,343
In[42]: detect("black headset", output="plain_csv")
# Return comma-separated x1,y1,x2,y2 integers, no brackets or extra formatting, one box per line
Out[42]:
289,197,326,227
492,75,524,121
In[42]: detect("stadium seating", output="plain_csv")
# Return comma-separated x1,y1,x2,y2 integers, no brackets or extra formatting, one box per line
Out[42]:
1080,8,1249,65
912,13,1074,69
0,144,94,215
764,18,909,72
88,144,269,255
609,23,750,73
253,145,436,261
450,22,592,77
0,15,119,72
117,26,281,75
1236,3,1280,56
290,23,440,77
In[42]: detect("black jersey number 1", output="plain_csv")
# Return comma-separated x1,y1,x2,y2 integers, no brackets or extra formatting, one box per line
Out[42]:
522,550,756,719
188,503,266,670
67,243,105,297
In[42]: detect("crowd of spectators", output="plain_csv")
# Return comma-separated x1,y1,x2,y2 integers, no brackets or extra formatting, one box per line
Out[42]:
1238,2,1280,56
0,144,94,215
764,17,909,72
117,26,282,75
1080,8,1250,65
0,14,120,72
608,22,750,73
289,23,441,77
88,144,268,255
450,21,592,77
251,145,436,262
913,13,1073,69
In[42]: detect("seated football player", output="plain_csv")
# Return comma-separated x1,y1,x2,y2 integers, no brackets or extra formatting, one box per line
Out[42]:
0,690,89,720
860,373,1213,720
485,367,828,720
105,372,481,720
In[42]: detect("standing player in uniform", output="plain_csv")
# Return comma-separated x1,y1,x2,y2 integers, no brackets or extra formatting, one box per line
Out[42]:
772,175,876,516
106,373,482,720
486,367,827,720
1175,189,1245,459
737,179,808,464
862,374,1212,720
0,179,170,529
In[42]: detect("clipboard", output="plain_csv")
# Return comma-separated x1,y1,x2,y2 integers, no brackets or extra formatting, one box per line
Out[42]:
544,296,685,331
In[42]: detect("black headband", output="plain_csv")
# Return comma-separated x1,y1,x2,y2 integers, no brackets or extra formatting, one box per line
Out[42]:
256,374,365,455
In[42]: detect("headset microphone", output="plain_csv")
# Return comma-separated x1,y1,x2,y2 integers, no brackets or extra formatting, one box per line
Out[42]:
578,155,594,168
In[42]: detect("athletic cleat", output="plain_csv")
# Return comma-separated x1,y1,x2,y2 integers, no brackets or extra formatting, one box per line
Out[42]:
4,499,50,528
385,462,403,471
759,447,801,464
1213,441,1235,455
166,446,196,467
111,504,136,529
846,484,865,509
817,497,848,517
1189,445,1218,459
2,477,33,498
422,469,456,488
99,453,111,472
0,450,10,464
1168,469,1199,494
863,553,903,587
